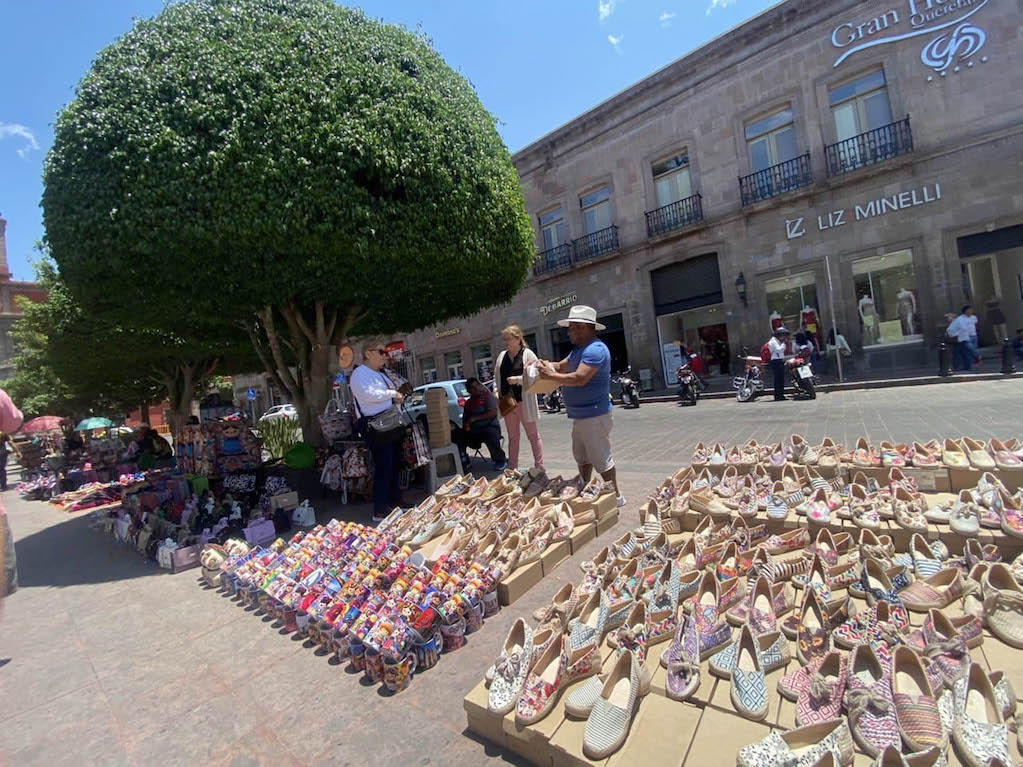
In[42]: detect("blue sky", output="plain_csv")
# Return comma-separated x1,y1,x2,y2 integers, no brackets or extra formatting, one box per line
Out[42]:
0,0,777,281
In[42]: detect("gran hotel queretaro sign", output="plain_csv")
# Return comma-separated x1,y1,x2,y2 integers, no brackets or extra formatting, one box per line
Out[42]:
784,182,943,240
831,0,994,77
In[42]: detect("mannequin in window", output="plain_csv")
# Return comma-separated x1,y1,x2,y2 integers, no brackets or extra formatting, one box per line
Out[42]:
769,311,784,332
800,305,821,347
858,294,878,345
896,288,917,336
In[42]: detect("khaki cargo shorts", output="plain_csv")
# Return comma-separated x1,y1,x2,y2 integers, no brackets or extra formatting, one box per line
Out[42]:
571,413,614,473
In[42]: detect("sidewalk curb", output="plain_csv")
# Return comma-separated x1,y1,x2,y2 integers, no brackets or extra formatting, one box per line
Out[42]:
639,372,1019,403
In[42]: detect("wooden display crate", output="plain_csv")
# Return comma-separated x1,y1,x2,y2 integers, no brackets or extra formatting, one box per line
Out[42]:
497,558,544,606
568,522,597,554
541,539,571,577
596,509,620,537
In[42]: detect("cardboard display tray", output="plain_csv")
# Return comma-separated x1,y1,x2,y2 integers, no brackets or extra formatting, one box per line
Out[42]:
674,496,1023,558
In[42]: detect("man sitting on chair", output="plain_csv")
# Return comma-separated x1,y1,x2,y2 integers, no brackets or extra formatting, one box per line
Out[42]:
451,378,507,471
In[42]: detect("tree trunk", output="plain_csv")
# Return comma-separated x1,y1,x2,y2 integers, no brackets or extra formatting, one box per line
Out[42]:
246,304,359,447
140,402,150,425
157,360,218,435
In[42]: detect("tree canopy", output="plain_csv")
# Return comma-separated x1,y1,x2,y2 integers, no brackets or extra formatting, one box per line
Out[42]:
41,0,533,442
43,0,532,327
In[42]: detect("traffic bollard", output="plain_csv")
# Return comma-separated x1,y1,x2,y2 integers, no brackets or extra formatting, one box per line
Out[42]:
1002,338,1016,376
938,342,952,377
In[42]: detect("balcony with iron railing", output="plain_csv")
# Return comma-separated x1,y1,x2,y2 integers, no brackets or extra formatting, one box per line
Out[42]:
533,243,573,277
573,225,619,262
739,154,812,206
645,194,704,238
825,117,913,176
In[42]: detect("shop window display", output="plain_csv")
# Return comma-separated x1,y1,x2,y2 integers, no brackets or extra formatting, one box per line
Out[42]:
765,273,821,347
852,250,921,346
472,344,493,381
445,351,464,380
421,357,438,384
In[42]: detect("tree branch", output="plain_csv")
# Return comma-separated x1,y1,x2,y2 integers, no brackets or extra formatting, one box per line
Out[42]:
324,307,338,344
280,305,310,381
259,307,300,396
243,320,288,393
331,305,362,346
287,303,317,346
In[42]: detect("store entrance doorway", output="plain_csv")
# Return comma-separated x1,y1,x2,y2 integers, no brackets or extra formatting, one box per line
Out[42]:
655,304,730,387
549,312,629,373
958,224,1023,347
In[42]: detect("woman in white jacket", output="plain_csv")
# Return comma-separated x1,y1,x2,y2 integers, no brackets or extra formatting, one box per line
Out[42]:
492,325,544,470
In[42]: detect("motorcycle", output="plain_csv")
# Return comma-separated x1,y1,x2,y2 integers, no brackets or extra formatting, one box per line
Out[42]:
676,362,699,406
786,351,817,399
733,348,765,403
616,367,640,409
542,387,563,413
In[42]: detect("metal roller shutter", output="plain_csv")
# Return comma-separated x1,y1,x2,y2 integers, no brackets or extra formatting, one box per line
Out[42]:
651,253,723,315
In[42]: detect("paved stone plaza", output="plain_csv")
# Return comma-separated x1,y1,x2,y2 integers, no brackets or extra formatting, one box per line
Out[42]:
1,379,1022,767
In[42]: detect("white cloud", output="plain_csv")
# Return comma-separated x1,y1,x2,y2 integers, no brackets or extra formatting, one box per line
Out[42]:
659,10,676,27
706,0,737,15
608,33,623,52
0,123,40,159
599,0,616,22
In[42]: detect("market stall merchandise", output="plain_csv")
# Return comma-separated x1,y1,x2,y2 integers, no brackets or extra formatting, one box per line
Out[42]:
207,519,501,694
194,468,618,696
464,435,1023,767
175,419,261,476
91,470,301,570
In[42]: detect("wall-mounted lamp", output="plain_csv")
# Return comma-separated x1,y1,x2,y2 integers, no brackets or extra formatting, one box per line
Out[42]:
735,272,748,307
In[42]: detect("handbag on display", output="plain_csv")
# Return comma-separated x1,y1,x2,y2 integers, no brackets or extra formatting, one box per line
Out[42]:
402,421,432,469
319,399,351,442
342,445,369,478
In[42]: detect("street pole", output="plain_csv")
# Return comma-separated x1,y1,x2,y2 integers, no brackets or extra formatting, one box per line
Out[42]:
825,254,844,383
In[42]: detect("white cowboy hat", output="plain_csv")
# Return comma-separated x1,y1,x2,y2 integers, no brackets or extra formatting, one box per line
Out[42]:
557,305,606,331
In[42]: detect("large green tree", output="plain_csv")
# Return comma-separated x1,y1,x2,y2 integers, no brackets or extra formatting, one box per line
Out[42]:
10,262,251,429
42,0,534,443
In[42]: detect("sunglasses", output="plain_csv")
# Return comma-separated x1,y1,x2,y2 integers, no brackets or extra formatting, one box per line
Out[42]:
372,348,387,355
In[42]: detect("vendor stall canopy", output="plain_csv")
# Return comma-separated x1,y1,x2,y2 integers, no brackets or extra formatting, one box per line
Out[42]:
75,416,114,431
20,416,67,434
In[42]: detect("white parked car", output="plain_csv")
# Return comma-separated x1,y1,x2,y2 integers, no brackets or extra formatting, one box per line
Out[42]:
258,404,297,422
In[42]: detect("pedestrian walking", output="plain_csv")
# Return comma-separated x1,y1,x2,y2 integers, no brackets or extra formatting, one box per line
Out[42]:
947,306,975,371
0,430,20,492
0,387,24,606
351,338,406,523
451,378,507,471
767,327,790,401
538,305,625,507
492,325,543,470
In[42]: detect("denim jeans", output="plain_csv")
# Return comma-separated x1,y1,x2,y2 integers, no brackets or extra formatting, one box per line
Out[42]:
955,341,973,371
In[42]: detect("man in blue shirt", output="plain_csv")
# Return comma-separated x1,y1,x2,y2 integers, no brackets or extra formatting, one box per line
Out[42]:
539,305,624,507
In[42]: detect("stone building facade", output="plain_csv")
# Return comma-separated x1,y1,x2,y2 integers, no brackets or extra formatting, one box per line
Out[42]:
0,217,49,380
406,0,1023,389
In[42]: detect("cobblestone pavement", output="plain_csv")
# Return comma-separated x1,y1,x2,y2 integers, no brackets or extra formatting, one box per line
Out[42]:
1,378,1021,766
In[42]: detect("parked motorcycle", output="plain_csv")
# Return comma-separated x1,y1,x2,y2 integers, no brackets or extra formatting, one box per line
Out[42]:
542,387,563,413
733,348,765,403
616,367,641,409
786,352,817,399
732,346,817,401
677,362,699,406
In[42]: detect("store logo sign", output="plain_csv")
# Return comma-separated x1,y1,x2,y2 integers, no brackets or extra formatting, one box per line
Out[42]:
435,328,461,340
540,292,578,317
784,182,943,240
831,0,992,71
